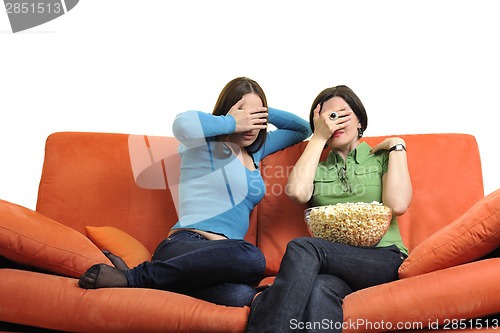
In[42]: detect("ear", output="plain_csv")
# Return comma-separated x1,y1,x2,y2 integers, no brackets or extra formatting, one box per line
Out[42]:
357,125,364,139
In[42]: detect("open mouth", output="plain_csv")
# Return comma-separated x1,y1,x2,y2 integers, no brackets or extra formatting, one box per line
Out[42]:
332,130,344,138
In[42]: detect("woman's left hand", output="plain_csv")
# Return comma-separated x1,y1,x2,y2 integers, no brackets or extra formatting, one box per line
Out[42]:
371,137,406,154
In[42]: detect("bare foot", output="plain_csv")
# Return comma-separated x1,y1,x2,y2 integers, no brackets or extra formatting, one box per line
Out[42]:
78,264,128,289
102,250,129,270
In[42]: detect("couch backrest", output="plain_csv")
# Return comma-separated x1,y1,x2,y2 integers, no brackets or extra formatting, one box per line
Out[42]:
37,133,177,253
36,132,259,253
36,132,484,275
257,134,485,274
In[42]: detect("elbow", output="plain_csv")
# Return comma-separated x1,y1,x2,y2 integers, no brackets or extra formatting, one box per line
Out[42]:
292,120,312,142
383,183,412,216
172,111,202,142
388,196,412,217
391,204,409,217
302,126,313,140
172,114,190,140
285,184,311,205
288,193,310,205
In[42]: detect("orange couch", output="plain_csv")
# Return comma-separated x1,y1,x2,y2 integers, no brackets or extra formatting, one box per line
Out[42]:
1,131,499,332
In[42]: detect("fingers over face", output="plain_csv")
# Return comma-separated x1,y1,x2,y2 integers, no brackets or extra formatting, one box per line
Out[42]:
232,98,245,110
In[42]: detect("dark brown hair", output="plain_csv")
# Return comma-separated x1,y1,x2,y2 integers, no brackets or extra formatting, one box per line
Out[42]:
309,85,368,137
212,77,268,154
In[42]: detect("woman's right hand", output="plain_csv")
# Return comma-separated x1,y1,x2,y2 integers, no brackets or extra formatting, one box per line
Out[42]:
312,104,352,141
228,98,268,133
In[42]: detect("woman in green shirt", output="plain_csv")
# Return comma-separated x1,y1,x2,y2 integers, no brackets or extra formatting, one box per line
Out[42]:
246,85,412,332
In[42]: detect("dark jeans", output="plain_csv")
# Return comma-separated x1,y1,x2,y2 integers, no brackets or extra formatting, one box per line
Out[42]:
246,237,407,333
124,230,266,307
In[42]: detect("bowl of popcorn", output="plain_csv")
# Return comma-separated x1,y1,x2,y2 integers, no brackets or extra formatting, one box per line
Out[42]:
304,202,392,247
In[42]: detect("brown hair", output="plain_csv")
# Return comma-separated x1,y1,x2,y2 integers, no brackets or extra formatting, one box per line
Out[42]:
212,77,268,154
309,85,368,137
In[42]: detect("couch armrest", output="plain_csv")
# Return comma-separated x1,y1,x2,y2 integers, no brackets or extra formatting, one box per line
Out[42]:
343,259,500,333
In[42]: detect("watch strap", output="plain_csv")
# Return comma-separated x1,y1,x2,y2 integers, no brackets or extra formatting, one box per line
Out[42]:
389,144,406,153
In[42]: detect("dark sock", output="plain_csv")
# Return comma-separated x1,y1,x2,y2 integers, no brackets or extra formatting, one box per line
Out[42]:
78,264,129,289
102,250,129,270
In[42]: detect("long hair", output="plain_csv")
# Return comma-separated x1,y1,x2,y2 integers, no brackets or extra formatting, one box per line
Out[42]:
309,85,368,137
212,77,268,154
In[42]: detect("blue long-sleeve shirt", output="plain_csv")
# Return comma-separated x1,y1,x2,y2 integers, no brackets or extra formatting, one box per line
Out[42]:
171,108,311,239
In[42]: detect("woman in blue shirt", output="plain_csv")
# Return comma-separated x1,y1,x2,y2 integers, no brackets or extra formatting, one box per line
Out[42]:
246,85,412,331
78,77,311,307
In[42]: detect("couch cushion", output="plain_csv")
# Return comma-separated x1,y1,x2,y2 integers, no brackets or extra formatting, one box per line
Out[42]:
0,269,249,333
86,226,152,268
398,189,500,278
0,199,111,278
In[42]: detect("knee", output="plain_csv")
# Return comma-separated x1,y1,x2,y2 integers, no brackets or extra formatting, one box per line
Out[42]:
286,237,321,256
288,237,313,249
238,241,266,274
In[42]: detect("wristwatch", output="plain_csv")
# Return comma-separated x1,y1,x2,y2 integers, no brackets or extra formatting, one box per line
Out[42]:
389,143,406,153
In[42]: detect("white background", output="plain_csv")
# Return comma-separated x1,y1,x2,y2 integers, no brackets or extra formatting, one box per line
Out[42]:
1,0,498,210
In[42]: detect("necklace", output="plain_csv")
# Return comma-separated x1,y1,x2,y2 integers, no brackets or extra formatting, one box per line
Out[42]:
335,154,352,193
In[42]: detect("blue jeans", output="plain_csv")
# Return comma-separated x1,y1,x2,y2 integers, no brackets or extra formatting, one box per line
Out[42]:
124,230,266,307
246,237,407,333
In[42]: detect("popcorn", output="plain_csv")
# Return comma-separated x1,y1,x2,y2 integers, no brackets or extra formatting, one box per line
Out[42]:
305,202,392,247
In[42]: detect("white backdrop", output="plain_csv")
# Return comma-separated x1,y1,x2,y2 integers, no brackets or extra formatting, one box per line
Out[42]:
1,0,498,210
